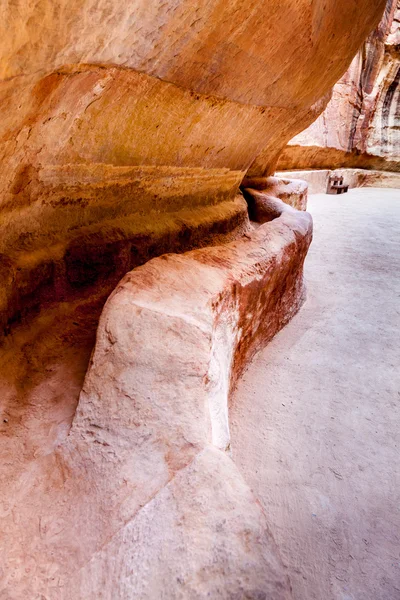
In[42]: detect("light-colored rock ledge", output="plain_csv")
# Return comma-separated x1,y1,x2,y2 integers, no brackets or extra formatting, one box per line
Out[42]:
1,180,312,598
276,168,400,194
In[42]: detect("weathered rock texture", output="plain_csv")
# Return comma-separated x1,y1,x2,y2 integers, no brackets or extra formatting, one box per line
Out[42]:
242,177,309,213
278,0,400,172
0,184,311,598
0,1,388,597
0,0,386,332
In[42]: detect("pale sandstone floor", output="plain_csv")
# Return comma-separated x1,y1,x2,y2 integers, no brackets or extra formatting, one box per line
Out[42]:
231,188,400,600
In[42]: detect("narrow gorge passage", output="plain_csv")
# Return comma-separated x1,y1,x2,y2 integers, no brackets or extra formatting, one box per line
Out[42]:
230,188,400,600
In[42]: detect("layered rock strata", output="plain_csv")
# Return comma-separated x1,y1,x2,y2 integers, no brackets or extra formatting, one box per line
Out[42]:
0,0,389,596
0,160,248,335
0,181,312,598
278,0,400,172
0,1,386,331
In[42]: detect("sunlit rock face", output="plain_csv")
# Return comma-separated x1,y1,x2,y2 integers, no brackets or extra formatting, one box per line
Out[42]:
0,0,386,331
0,2,389,598
278,0,400,172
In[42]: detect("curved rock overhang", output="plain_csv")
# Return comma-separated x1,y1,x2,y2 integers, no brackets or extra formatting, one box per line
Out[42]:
0,0,390,596
0,1,386,291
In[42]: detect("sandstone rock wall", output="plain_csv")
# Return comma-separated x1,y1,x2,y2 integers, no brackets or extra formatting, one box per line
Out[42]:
0,1,386,335
0,182,311,598
278,0,400,172
0,2,389,597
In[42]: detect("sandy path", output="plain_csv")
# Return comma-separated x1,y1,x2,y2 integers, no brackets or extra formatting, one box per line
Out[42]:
230,188,400,600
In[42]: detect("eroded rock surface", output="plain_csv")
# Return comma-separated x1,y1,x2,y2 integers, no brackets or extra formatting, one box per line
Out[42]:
0,1,389,597
0,0,386,331
278,0,400,172
0,186,311,598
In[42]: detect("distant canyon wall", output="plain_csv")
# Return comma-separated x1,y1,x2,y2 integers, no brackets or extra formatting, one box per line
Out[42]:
278,0,400,172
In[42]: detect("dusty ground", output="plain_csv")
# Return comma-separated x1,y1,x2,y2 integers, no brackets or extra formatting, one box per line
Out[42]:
231,188,400,600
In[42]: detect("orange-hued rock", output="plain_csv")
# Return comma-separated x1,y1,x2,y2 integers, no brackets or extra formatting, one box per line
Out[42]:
0,0,385,344
0,2,389,596
0,1,385,266
0,184,311,598
278,0,400,172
